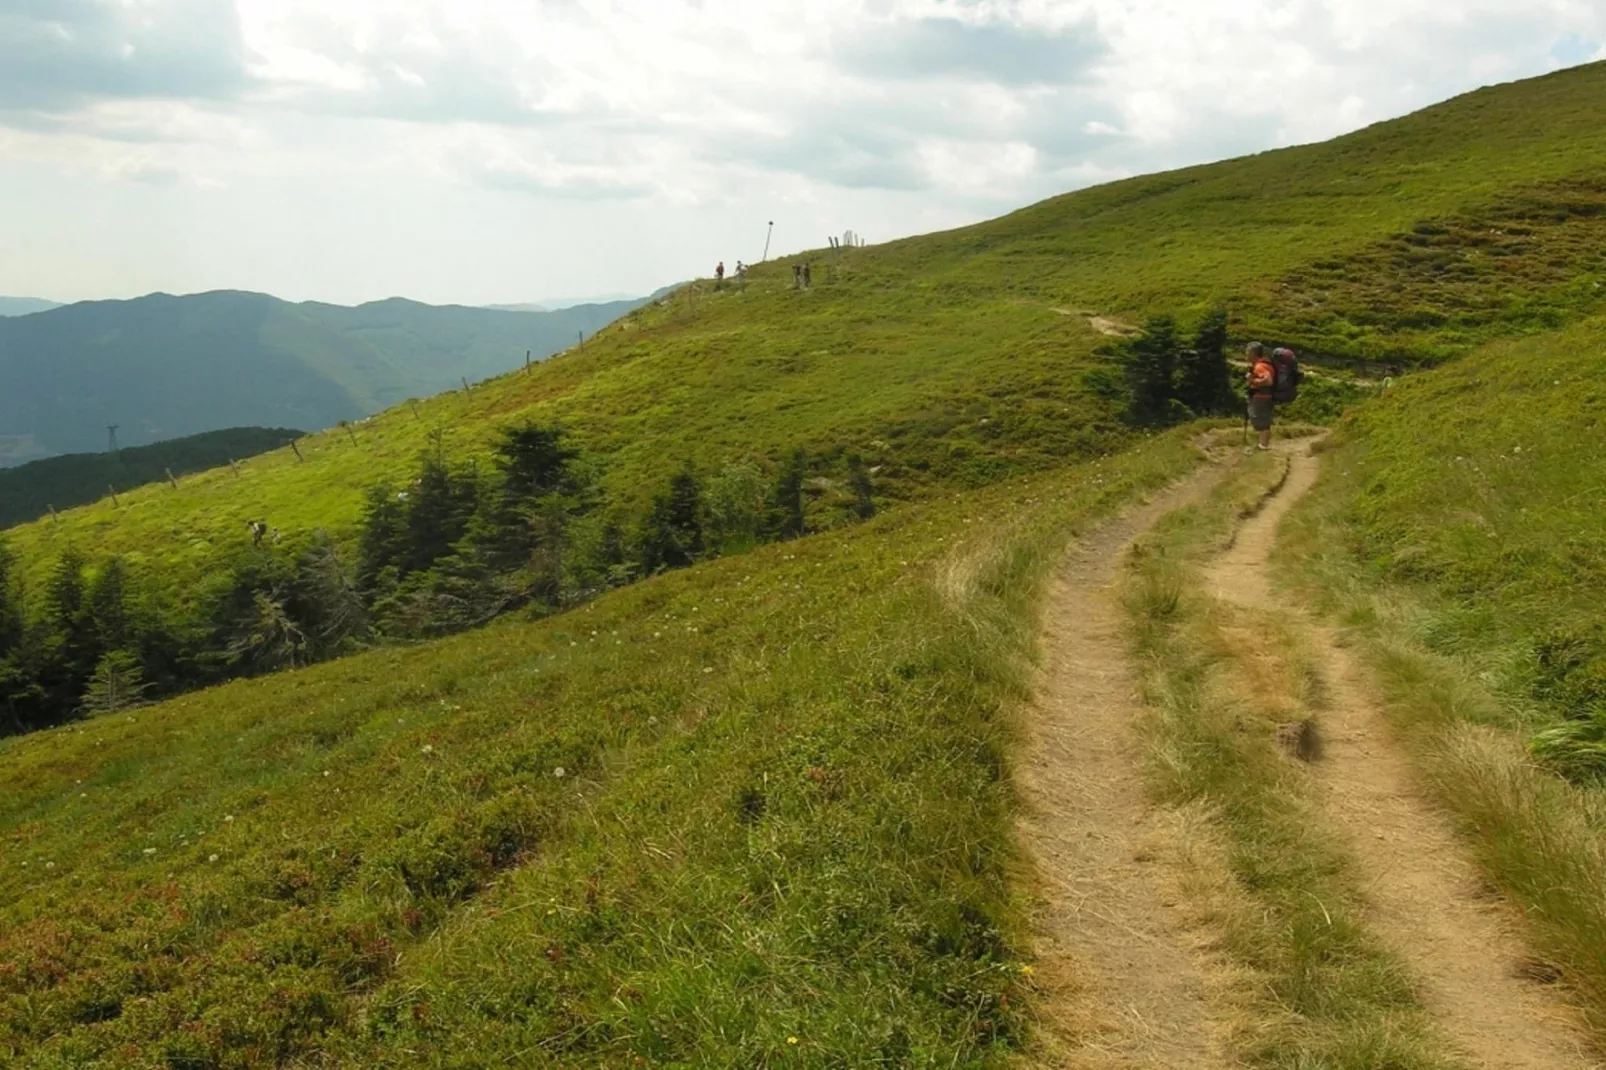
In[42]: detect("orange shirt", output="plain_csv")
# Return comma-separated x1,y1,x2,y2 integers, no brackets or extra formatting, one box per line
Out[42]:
1248,359,1276,398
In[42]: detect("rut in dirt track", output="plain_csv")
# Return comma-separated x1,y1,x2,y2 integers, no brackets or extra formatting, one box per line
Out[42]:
1206,444,1598,1070
1018,460,1231,1070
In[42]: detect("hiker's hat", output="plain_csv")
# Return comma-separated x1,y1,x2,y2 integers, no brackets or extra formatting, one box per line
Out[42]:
1246,341,1265,356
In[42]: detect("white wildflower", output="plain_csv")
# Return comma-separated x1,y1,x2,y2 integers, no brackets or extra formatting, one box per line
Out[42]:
553,767,566,778
422,744,435,755
223,815,235,823
208,854,219,863
143,847,157,856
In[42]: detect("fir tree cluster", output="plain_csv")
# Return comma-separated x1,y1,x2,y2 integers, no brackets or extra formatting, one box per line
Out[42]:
0,425,876,736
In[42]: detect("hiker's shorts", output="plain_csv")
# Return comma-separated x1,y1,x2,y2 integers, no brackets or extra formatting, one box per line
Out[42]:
1249,396,1275,432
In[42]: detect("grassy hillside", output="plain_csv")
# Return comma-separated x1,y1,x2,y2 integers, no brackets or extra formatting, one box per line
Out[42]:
6,60,1606,1065
7,63,1605,613
0,433,1203,1068
1291,314,1606,753
0,428,299,531
0,291,647,462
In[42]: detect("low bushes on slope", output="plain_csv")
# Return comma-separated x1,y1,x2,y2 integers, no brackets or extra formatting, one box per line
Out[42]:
0,433,1204,1067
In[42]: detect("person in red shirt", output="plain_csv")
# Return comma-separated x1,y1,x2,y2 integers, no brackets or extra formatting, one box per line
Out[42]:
1244,341,1277,450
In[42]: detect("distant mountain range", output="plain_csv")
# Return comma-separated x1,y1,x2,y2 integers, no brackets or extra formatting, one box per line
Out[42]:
486,285,682,314
0,289,654,465
0,296,61,317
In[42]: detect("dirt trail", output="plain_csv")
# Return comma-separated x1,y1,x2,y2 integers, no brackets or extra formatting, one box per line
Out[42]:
1020,461,1231,1069
1206,445,1599,1070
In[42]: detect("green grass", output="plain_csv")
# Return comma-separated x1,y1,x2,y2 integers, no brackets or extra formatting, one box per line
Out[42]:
1121,451,1455,1069
9,58,1606,1067
1275,317,1606,1044
0,433,1205,1067
8,62,1606,624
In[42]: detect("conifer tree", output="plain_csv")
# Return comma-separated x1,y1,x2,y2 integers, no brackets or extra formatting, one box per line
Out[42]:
80,649,149,714
1121,315,1182,426
848,455,875,520
772,449,808,539
1176,307,1235,416
357,483,408,591
639,466,705,572
87,557,130,655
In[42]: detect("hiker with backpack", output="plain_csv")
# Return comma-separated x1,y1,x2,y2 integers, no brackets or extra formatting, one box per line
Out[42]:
1244,342,1301,450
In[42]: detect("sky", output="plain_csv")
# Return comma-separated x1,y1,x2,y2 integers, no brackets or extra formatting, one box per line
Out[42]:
0,0,1602,308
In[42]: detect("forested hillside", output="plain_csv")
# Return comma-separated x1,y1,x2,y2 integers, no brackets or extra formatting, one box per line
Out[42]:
0,428,298,530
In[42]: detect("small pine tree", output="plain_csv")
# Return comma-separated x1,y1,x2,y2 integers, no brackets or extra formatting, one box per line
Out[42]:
87,557,130,654
403,452,471,575
638,466,705,572
494,423,579,501
226,591,307,673
1121,315,1182,426
357,483,408,592
1176,307,1235,416
848,455,875,520
772,449,808,539
79,649,149,715
297,534,370,651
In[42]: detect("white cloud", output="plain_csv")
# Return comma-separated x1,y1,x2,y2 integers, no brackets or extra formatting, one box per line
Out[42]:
0,0,1601,305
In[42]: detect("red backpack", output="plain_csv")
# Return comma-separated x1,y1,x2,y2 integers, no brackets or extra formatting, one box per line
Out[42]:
1271,348,1302,404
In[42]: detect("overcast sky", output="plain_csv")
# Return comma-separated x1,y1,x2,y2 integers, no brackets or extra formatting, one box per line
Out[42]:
1,0,1601,308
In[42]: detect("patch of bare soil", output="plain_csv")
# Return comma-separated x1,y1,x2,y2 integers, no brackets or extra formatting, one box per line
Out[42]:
1019,462,1232,1069
1205,444,1598,1070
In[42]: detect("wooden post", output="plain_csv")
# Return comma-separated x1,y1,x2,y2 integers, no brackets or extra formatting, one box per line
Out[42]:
165,467,178,489
47,505,58,524
578,330,584,347
290,439,304,462
229,458,241,477
108,485,121,507
524,350,531,374
409,400,421,419
461,377,472,396
344,423,357,445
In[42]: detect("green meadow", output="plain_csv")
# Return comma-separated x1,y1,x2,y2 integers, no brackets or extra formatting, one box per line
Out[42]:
6,60,1606,1067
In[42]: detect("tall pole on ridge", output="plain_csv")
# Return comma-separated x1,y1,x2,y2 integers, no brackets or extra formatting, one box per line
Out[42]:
762,221,774,263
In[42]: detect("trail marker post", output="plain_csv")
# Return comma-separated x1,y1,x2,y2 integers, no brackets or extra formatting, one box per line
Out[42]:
165,468,178,489
108,485,121,507
763,221,774,262
290,439,304,462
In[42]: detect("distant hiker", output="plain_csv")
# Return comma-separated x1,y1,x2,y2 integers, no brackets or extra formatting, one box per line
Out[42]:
1245,342,1277,450
793,264,802,290
1244,343,1303,450
247,519,267,547
735,261,747,285
802,263,812,288
715,261,725,287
